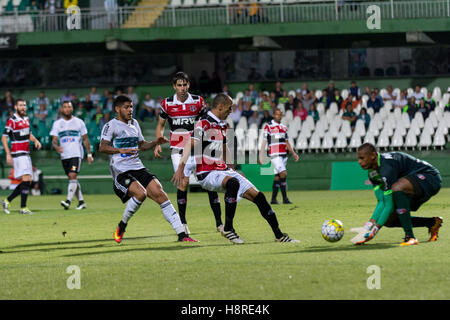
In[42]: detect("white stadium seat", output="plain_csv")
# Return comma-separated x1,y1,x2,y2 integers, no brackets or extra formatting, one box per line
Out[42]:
432,87,442,102
341,120,352,138
376,130,390,149
196,0,207,5
284,110,293,123
308,132,321,152
354,119,366,137
321,132,334,150
432,132,446,149
170,0,182,6
236,116,248,131
405,129,417,149
182,0,194,6
334,131,348,151
414,112,424,128
363,131,376,145
401,111,411,129
314,120,325,138
393,88,401,98
341,89,349,100
209,0,220,5
418,130,432,149
349,131,362,150
391,129,404,148
296,134,309,152
315,90,322,100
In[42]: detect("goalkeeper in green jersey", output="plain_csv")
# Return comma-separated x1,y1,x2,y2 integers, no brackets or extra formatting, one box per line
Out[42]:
352,143,443,246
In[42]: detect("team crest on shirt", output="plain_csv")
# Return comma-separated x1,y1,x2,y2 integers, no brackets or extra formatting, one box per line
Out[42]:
417,174,426,180
190,105,196,112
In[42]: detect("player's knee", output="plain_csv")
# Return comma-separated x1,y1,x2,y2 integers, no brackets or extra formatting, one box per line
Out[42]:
225,177,240,195
279,171,287,179
135,190,147,202
391,182,403,192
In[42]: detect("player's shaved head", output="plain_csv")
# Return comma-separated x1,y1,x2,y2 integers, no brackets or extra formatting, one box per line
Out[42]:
212,93,232,109
358,143,377,155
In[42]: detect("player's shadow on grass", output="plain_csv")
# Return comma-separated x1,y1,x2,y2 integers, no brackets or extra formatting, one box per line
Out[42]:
275,243,397,254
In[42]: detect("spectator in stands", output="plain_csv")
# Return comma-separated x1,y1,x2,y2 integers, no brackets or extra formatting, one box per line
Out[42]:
274,81,284,99
36,91,50,108
341,92,358,110
299,82,310,99
308,103,319,122
367,91,383,113
248,109,262,127
93,106,103,124
210,72,222,94
104,92,114,113
373,88,383,104
417,98,430,120
259,110,272,128
285,94,296,113
444,96,450,112
74,102,87,120
425,91,436,111
412,85,424,100
394,91,408,110
35,104,48,121
278,90,289,105
241,101,254,119
364,86,371,97
332,88,343,107
71,93,80,108
318,89,332,109
45,0,58,31
138,93,156,121
260,92,271,112
61,90,72,103
99,112,111,129
126,86,139,117
230,103,242,128
64,0,78,9
89,86,101,106
249,83,258,101
83,94,94,112
233,0,248,24
342,103,357,129
349,81,361,100
293,101,308,121
248,0,262,24
383,85,397,102
101,89,110,106
0,90,15,115
254,90,263,107
105,0,118,29
242,89,254,104
357,107,371,129
270,91,278,106
302,91,316,111
404,96,418,120
222,84,232,97
324,80,336,98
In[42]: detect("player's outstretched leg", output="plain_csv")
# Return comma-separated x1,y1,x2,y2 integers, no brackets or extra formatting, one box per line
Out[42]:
221,177,244,244
2,180,27,214
244,188,299,243
75,181,86,210
207,191,223,232
177,187,190,235
279,171,291,204
19,180,34,215
61,179,78,210
147,179,197,242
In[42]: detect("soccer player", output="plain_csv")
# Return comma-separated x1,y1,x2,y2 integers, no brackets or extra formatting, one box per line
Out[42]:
50,101,93,210
154,72,223,234
2,99,42,215
172,93,299,244
354,143,443,246
100,95,196,243
259,109,299,205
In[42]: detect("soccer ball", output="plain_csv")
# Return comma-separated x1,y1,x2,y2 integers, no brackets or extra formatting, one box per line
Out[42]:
321,219,344,242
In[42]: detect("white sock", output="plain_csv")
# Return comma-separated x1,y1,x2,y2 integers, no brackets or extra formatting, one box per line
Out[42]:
67,180,78,202
121,197,142,224
76,182,84,202
160,200,184,235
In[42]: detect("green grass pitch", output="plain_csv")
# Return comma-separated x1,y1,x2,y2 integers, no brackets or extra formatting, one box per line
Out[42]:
1,189,449,300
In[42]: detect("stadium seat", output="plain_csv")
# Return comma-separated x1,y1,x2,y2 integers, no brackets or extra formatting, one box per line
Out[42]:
391,129,404,149
376,130,390,150
436,121,448,135
383,118,394,137
308,132,321,152
303,115,315,132
235,91,244,100
349,131,362,150
418,130,432,150
409,119,421,136
12,0,20,6
235,128,246,151
315,90,322,100
284,110,293,123
236,117,248,131
405,129,418,149
414,112,424,128
394,119,406,136
393,107,401,120
246,128,258,152
432,87,442,102
334,131,348,151
401,112,411,129
421,87,428,98
444,112,450,128
196,0,207,5
314,120,325,138
221,0,233,4
366,107,374,119
383,101,392,113
393,88,401,97
354,119,366,137
341,121,352,138
423,118,435,136
170,0,182,6
432,132,446,149
321,131,334,151
295,133,309,152
361,95,369,108
209,0,220,5
288,90,296,97
372,113,383,130
363,131,376,145
226,116,234,129
182,0,194,6
277,103,285,114
341,89,349,100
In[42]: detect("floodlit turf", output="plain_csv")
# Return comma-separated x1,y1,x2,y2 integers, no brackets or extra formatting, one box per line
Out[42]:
1,189,449,300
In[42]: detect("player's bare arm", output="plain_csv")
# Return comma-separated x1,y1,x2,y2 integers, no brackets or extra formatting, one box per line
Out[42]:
139,136,169,152
1,135,12,165
258,139,266,165
99,139,137,155
29,133,42,150
154,117,167,158
286,140,299,162
51,135,63,154
82,134,94,164
224,141,234,170
171,137,195,187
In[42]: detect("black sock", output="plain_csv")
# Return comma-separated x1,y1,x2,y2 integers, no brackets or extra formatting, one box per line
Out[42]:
224,178,240,232
20,181,31,208
118,220,127,233
280,178,288,201
208,191,223,227
78,200,84,205
411,217,436,228
253,192,283,239
177,189,188,224
177,231,187,241
272,180,280,201
7,182,23,202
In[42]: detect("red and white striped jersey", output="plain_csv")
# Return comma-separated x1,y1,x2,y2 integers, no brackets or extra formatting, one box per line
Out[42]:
192,111,228,180
2,113,31,158
263,120,288,157
160,93,207,151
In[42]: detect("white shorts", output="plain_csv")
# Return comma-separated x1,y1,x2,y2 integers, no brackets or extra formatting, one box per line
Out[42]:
13,155,33,179
271,156,288,175
199,169,255,202
171,152,196,177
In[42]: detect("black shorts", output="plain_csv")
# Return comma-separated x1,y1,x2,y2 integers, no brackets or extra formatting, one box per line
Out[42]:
113,168,157,203
404,171,442,211
62,157,82,175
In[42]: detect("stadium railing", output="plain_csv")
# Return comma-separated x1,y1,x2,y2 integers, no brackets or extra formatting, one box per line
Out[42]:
0,0,449,33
